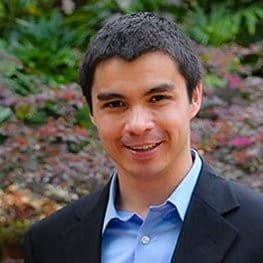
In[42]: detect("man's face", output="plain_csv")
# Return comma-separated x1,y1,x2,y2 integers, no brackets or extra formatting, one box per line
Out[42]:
90,52,202,181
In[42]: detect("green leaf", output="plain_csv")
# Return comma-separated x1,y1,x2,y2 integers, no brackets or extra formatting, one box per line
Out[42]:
204,74,226,88
75,105,92,130
24,110,47,126
43,101,61,118
0,106,13,124
15,104,33,120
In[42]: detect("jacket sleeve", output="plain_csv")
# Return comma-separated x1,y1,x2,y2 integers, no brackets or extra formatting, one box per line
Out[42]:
23,227,35,263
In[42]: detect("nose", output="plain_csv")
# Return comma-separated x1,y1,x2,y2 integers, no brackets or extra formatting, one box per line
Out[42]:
124,106,154,135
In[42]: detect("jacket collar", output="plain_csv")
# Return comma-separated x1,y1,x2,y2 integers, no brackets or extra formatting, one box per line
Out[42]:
172,162,240,263
63,183,110,263
61,161,240,263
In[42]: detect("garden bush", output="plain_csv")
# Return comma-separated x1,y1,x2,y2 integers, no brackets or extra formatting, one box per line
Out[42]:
0,0,262,261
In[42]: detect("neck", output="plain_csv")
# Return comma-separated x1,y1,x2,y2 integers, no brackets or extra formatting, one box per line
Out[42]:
116,150,193,218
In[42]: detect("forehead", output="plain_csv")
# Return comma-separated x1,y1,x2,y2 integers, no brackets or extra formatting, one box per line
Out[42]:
92,52,185,92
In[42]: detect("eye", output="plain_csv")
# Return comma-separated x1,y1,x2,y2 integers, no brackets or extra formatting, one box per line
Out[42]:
103,100,126,109
150,95,170,102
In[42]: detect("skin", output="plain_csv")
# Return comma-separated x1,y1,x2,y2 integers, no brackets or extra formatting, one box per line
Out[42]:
90,52,202,217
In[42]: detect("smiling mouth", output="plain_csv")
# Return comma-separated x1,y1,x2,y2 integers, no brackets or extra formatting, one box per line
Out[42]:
126,142,162,152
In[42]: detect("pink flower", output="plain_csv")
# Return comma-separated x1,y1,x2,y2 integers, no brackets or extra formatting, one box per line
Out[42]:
231,136,252,147
228,75,242,90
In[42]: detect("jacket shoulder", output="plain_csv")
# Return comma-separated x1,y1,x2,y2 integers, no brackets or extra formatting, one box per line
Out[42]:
228,179,263,218
28,187,107,239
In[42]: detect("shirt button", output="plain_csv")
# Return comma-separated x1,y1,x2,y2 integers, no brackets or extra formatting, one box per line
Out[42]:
141,235,151,245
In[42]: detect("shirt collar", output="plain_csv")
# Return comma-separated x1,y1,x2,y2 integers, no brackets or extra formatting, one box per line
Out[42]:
102,149,202,233
167,149,202,220
102,171,120,233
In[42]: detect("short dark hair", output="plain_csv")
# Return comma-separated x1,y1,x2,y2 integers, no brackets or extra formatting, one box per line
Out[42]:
79,12,202,114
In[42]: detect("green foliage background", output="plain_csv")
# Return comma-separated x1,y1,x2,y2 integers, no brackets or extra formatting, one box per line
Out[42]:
0,0,262,91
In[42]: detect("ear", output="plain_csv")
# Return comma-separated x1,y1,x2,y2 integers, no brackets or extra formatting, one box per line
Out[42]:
190,82,203,119
89,113,97,127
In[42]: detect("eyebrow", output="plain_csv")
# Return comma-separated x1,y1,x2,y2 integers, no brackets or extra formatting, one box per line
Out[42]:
97,92,124,101
145,83,175,96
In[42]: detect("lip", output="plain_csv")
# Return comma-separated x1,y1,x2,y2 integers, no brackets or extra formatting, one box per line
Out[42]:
123,141,163,160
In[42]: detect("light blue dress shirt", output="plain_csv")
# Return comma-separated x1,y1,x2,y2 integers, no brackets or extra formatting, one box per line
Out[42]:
102,150,202,263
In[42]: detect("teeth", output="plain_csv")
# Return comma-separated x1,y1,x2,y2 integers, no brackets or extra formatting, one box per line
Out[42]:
129,143,158,151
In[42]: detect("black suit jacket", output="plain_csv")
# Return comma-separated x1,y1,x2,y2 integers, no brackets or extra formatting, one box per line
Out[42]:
24,161,263,262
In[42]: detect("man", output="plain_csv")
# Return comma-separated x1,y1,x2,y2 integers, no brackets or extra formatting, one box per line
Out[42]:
24,12,263,263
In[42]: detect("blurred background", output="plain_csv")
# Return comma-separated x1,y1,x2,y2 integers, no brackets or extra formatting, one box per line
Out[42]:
0,0,262,261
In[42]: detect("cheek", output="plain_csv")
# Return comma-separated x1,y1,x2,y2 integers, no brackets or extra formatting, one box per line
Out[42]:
155,107,181,125
156,107,191,133
96,119,121,143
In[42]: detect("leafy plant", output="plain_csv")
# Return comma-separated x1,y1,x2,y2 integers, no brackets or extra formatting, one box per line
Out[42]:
65,0,123,49
0,40,42,97
7,11,80,85
4,69,41,96
122,0,178,13
66,0,182,49
204,73,226,88
75,105,94,130
0,106,13,125
0,220,29,247
0,0,57,44
183,3,263,46
0,0,38,39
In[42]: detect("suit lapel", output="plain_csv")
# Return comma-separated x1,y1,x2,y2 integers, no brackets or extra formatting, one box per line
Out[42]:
59,162,240,263
63,183,110,263
172,162,240,263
